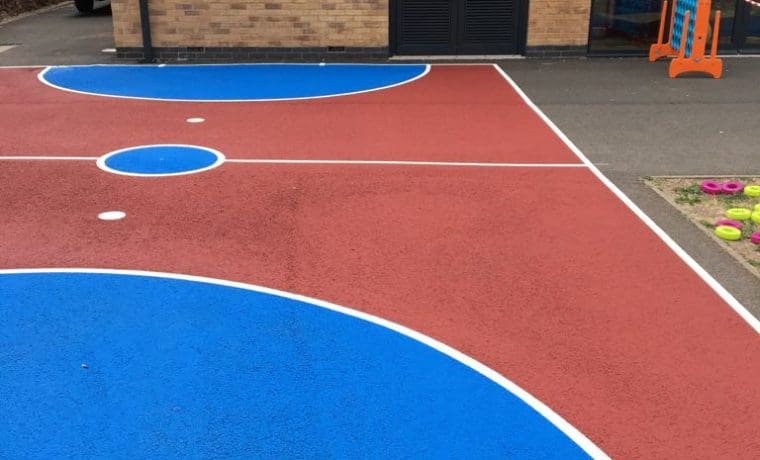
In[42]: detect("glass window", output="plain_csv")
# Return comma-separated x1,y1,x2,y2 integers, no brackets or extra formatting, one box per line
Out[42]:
589,0,664,53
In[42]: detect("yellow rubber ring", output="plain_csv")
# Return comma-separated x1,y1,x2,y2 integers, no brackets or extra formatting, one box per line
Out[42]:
752,212,760,225
715,225,742,241
744,185,760,197
755,203,760,213
725,208,752,220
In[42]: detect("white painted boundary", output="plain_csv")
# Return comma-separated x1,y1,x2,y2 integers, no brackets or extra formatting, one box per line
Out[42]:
36,64,432,103
491,63,760,335
226,159,587,168
0,155,586,168
0,267,609,459
0,156,96,160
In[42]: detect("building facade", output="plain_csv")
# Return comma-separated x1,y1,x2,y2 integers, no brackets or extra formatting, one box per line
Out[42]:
112,0,760,60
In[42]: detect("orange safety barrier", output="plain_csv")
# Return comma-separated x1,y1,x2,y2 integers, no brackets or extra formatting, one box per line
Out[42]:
649,0,722,78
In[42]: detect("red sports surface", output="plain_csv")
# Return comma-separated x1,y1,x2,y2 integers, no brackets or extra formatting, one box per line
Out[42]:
1,64,759,458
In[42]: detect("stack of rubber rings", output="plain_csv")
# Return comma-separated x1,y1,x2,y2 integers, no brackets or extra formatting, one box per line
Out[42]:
700,180,760,244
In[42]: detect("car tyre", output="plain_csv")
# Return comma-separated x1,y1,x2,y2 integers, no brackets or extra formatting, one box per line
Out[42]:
75,0,95,13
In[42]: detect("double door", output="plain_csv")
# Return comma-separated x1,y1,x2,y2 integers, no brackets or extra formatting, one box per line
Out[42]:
394,0,522,55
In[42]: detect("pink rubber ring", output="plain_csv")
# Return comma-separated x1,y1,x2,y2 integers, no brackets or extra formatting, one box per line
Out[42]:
722,180,744,195
716,219,743,229
700,180,722,194
751,232,760,245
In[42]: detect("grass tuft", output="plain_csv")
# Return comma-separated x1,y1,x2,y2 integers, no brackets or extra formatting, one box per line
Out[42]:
674,183,703,205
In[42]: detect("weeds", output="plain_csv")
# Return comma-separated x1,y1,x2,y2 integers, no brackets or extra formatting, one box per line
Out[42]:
674,183,703,205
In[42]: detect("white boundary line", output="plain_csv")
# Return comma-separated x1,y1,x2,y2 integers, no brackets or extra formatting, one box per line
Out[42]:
36,64,431,103
226,159,586,168
0,155,96,160
0,267,609,459
491,63,760,334
0,155,585,168
96,144,225,177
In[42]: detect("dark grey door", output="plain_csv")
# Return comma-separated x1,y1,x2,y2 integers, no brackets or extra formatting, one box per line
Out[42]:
395,0,521,55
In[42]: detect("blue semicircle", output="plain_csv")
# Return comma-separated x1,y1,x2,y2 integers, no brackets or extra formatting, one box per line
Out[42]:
0,272,590,459
40,64,428,101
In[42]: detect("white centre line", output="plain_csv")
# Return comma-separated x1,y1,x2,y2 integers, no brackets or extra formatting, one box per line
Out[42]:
0,156,586,168
225,159,587,168
0,156,97,160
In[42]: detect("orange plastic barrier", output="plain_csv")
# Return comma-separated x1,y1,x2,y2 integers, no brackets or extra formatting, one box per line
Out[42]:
649,0,722,78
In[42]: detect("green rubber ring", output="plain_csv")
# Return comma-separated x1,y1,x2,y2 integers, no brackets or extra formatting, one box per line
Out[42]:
725,208,752,221
744,185,760,197
715,225,742,241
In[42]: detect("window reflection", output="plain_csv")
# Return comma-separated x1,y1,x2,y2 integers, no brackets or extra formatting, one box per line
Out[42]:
589,0,664,53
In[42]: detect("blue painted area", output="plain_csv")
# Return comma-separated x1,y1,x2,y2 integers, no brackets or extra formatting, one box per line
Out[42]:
0,272,589,459
102,145,221,175
42,64,428,101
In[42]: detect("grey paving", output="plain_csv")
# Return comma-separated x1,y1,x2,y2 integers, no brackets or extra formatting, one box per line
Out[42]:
0,5,757,314
0,2,116,66
502,58,760,314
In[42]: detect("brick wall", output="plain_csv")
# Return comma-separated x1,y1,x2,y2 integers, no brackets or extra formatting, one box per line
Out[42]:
526,0,591,47
111,0,388,49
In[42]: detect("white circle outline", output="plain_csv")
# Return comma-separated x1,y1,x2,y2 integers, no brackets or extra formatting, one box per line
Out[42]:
0,267,608,459
96,144,226,178
37,63,431,103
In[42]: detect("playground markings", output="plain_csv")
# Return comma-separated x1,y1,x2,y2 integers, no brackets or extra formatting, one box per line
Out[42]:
97,211,126,221
492,63,760,335
225,159,588,168
0,267,610,460
0,156,587,169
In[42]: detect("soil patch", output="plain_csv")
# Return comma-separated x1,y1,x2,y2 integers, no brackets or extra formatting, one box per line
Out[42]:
646,176,760,278
0,0,66,23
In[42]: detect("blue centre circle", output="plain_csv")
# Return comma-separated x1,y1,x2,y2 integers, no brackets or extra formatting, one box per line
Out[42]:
98,145,224,176
0,271,591,459
40,64,429,101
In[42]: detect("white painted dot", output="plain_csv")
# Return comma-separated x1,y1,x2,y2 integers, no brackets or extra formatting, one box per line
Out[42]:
319,62,326,66
98,211,126,221
101,48,116,53
186,117,205,123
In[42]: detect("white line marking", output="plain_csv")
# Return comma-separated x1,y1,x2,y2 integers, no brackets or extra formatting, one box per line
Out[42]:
0,267,606,458
101,48,116,53
98,211,126,221
0,156,97,160
0,45,17,54
36,64,432,103
96,144,226,177
491,63,760,335
226,159,587,168
0,156,585,168
186,117,205,123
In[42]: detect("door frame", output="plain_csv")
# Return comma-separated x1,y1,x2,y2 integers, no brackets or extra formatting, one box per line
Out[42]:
389,0,529,56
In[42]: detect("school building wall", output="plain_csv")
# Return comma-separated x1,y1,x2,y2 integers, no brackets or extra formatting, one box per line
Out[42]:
111,0,593,60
